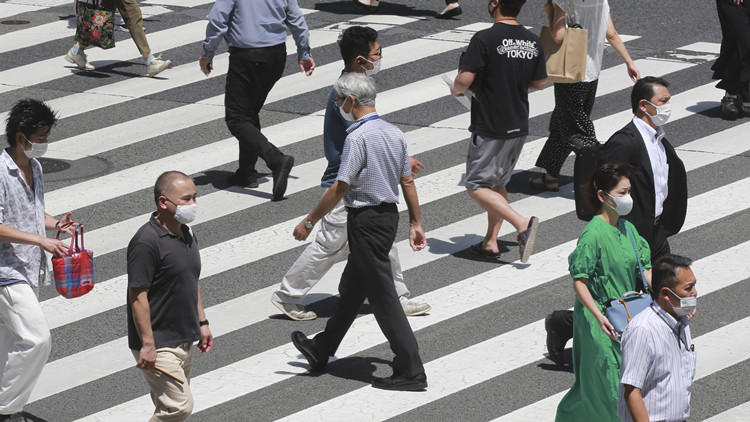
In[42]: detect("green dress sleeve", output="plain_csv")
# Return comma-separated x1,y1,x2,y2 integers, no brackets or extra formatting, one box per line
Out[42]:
568,227,599,280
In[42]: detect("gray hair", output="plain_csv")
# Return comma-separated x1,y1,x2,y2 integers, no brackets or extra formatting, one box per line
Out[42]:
334,73,376,107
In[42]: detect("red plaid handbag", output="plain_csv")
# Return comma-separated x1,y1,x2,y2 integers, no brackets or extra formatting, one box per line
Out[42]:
52,223,95,299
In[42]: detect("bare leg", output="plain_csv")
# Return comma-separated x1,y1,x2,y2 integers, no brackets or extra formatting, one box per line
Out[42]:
467,187,529,253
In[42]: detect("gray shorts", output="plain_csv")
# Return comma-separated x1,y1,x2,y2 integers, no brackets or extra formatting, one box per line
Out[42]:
465,134,526,190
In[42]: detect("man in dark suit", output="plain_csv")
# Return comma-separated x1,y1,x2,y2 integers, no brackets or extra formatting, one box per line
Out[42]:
545,76,688,366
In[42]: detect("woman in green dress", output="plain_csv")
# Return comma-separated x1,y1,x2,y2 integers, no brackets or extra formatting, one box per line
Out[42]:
555,163,652,421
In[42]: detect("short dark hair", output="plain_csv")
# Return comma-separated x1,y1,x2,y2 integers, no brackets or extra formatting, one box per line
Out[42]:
499,0,526,17
338,26,378,65
154,171,190,207
650,254,693,300
631,76,670,114
584,163,633,212
5,99,58,147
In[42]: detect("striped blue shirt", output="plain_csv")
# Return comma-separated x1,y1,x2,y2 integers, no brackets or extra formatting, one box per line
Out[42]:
618,302,696,422
337,113,411,208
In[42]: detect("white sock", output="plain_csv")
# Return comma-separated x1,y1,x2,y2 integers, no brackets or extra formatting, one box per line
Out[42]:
399,296,410,307
146,55,155,66
72,47,80,54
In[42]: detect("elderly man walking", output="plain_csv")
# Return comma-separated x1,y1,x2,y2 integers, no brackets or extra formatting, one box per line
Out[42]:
290,73,428,391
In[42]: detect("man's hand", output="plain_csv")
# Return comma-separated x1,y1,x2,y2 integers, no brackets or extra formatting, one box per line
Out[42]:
199,56,213,76
409,223,427,251
40,237,68,258
450,83,465,98
409,157,425,175
197,326,213,353
293,218,313,241
299,57,315,76
137,344,157,370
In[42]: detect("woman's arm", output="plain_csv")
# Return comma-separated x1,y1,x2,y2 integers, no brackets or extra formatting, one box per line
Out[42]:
573,277,620,341
544,1,566,44
605,13,640,82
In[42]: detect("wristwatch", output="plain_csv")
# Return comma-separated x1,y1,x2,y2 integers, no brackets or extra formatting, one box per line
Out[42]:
305,219,314,229
199,319,209,326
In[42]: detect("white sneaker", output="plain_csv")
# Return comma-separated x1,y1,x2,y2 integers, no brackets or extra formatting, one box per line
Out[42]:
403,301,431,316
271,299,317,321
147,55,171,77
65,48,94,71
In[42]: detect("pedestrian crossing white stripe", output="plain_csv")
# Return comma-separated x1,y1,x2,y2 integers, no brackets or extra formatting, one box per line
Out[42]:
0,6,173,55
678,41,721,54
41,59,712,330
42,174,750,412
41,35,478,213
0,20,210,93
702,402,750,422
349,15,421,25
0,3,44,19
4,0,69,6
273,245,750,422
492,241,750,421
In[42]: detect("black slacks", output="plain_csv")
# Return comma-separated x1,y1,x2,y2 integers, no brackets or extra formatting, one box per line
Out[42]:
314,203,424,377
225,44,286,180
712,0,750,100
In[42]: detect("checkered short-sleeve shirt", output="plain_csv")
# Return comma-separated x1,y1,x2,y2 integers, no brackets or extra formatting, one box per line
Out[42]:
337,113,411,208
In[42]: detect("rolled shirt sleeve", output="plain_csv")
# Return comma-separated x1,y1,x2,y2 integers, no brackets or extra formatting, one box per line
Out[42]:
285,0,312,61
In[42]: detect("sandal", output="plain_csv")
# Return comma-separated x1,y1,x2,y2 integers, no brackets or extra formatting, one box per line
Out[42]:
529,174,559,192
468,242,502,260
517,216,540,263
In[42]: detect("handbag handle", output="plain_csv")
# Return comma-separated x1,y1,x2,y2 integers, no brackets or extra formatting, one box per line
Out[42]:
625,224,650,294
56,222,84,255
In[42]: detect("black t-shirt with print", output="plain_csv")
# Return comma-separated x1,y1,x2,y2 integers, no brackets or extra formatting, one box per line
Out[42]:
460,23,547,139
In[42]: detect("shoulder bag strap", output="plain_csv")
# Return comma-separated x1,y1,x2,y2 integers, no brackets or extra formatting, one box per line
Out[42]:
625,224,650,294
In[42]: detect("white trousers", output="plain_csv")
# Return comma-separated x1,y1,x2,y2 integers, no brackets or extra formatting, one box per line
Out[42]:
0,283,51,414
273,194,409,305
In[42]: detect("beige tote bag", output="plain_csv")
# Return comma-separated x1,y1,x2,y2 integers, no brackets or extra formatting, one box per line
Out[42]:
540,0,588,83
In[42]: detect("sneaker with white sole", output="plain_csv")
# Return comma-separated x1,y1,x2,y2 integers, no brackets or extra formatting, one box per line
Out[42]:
403,301,431,316
147,55,171,77
271,299,317,321
65,48,94,71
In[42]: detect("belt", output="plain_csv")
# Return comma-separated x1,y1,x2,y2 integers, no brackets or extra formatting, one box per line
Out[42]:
654,215,661,225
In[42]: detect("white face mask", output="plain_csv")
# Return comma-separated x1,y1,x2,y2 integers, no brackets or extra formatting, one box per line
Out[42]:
167,199,197,224
338,96,355,122
667,288,697,318
645,100,672,127
359,56,381,76
604,192,633,216
22,134,47,159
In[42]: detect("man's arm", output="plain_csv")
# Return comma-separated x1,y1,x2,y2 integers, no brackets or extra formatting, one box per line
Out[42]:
451,70,475,97
129,287,157,370
199,0,235,74
400,174,427,251
0,223,68,257
284,0,314,75
293,181,348,241
196,285,213,353
623,384,649,422
529,78,548,91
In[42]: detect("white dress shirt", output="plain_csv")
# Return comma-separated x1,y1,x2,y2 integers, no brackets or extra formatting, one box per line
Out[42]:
633,116,669,217
618,302,696,422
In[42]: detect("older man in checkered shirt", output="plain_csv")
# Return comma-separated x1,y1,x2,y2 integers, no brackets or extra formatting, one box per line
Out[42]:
290,73,428,392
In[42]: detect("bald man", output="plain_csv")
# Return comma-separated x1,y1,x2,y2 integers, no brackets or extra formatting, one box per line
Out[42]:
126,171,213,422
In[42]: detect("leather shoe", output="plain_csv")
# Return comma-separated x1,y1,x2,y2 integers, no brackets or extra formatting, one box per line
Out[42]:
372,372,427,391
227,173,259,188
272,155,294,201
721,96,741,119
436,5,462,19
291,331,327,373
545,314,566,366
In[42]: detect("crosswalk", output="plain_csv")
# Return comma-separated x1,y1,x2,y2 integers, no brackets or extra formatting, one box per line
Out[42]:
1,1,748,421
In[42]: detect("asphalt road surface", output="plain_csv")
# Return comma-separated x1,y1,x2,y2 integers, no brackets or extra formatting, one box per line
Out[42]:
0,0,748,421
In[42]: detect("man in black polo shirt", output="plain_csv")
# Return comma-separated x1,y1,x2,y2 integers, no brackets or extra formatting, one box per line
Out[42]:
126,171,213,422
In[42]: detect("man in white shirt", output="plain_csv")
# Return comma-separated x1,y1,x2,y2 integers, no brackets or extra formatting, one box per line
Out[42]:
619,254,697,422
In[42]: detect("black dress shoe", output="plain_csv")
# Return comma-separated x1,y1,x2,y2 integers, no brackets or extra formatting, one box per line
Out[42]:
721,96,741,119
436,5,462,19
372,372,427,391
291,331,327,373
272,155,294,201
545,314,566,366
227,173,259,188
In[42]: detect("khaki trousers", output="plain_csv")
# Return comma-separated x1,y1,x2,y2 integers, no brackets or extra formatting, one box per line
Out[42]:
132,343,194,422
102,0,150,57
